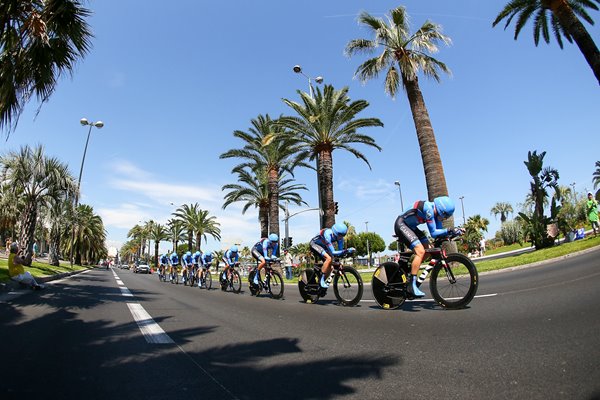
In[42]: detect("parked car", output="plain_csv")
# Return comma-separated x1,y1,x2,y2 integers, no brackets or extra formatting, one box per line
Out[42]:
134,264,151,274
119,263,129,270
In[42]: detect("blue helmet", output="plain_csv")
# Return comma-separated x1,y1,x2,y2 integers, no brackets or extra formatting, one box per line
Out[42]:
194,251,201,257
171,252,177,257
186,251,192,257
230,245,238,253
332,222,348,237
434,196,455,219
268,233,278,242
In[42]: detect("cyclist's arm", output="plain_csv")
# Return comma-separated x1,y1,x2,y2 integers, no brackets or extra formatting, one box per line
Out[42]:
325,231,344,256
261,240,270,259
425,217,448,238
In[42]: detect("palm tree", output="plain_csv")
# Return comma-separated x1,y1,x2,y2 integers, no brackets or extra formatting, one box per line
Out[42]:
0,0,94,135
46,198,71,266
346,7,454,226
149,223,169,270
127,224,144,260
0,145,76,263
593,160,600,189
167,218,185,253
173,203,221,252
279,85,383,228
221,114,311,242
493,0,600,85
490,202,514,223
222,168,307,238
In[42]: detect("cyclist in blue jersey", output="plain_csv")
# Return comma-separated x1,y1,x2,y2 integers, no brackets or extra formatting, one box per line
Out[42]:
222,245,239,281
192,251,202,285
251,233,279,285
394,196,463,298
309,223,355,288
199,251,213,287
159,253,169,279
169,251,179,282
181,251,193,284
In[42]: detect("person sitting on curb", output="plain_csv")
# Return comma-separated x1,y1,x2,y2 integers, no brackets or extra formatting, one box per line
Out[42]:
8,242,44,290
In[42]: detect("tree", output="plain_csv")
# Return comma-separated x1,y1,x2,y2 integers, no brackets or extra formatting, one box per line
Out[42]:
347,232,386,259
167,218,185,253
593,160,600,189
0,0,94,135
463,214,490,253
173,203,221,252
519,150,560,249
73,204,106,264
279,85,383,228
491,202,514,223
493,0,600,85
346,7,454,227
0,145,76,263
149,223,169,270
221,114,311,243
127,224,144,260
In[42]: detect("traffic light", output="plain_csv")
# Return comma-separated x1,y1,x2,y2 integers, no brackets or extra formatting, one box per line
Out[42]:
288,237,293,246
334,202,339,214
283,237,289,247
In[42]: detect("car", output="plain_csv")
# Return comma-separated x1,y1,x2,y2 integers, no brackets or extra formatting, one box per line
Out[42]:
134,264,151,274
119,263,129,270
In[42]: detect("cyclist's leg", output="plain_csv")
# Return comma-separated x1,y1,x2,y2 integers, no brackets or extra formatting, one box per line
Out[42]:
310,241,331,287
251,249,264,284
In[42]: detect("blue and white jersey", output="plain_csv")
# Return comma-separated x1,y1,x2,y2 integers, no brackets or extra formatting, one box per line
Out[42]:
311,228,345,256
401,200,448,238
223,249,238,266
253,238,278,259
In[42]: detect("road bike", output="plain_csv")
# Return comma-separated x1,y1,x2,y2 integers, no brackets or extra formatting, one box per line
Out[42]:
184,265,198,287
248,258,284,299
158,265,168,282
371,233,478,310
298,253,363,306
219,263,242,293
198,263,212,289
170,265,180,284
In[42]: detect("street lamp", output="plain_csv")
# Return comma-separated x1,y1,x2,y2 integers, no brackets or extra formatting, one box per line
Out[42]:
293,64,325,228
458,196,466,226
365,221,370,267
70,118,103,266
394,181,404,211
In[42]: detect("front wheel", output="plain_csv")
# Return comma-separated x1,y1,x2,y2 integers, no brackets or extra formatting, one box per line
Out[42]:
298,268,320,304
371,262,407,310
204,271,212,290
230,269,242,294
333,266,363,307
248,269,259,296
268,270,284,299
430,253,478,309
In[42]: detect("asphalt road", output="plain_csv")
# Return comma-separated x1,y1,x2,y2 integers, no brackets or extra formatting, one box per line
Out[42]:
1,249,599,400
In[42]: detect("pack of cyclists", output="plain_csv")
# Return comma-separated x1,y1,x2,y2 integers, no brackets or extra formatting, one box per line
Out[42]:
147,196,460,300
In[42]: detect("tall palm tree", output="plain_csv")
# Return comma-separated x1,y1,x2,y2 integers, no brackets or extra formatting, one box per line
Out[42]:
73,204,106,265
0,0,94,135
46,197,71,266
167,218,185,253
493,0,600,85
0,145,76,263
221,114,311,242
345,7,453,225
149,223,169,270
593,160,600,189
490,202,514,223
222,168,307,237
173,203,221,252
279,85,383,228
127,223,144,260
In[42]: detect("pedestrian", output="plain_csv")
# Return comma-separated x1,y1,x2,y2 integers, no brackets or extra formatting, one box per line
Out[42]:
283,249,293,280
479,238,486,257
5,236,12,254
586,192,599,236
33,242,38,261
8,242,44,290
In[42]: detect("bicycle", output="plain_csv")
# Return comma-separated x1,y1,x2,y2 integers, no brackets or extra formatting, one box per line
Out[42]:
298,253,363,306
184,264,198,287
170,265,180,284
219,263,242,293
371,232,478,310
248,258,284,299
158,265,168,282
198,263,212,289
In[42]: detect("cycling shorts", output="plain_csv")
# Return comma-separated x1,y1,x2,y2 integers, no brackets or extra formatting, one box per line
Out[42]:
394,215,429,249
309,236,332,261
251,248,264,261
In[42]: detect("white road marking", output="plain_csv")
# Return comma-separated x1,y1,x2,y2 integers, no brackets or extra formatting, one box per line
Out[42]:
127,303,174,344
360,293,497,303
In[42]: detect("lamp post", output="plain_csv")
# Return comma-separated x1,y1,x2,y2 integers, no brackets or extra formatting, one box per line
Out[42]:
365,221,370,267
459,196,466,226
70,118,103,266
571,182,577,202
394,181,404,211
293,64,326,228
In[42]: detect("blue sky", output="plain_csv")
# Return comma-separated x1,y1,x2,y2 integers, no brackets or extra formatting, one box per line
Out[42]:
3,0,599,256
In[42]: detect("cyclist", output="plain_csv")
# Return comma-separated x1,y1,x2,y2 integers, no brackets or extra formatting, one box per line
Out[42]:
199,250,213,286
181,251,193,284
169,251,179,282
309,222,355,289
159,253,169,279
192,251,202,285
251,233,279,285
221,245,239,281
393,196,463,298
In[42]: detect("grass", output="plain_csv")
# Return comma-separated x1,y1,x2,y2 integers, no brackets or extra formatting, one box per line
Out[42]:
484,242,530,255
0,255,88,283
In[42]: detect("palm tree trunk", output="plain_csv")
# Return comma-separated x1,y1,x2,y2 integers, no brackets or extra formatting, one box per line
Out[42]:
548,0,600,85
49,225,61,266
403,74,454,228
19,202,37,266
268,168,280,252
259,205,269,238
320,149,336,229
154,241,159,270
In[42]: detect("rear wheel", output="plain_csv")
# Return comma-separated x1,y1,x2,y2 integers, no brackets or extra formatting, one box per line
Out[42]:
333,266,363,307
268,270,284,299
430,253,478,309
204,271,212,290
230,269,242,293
248,269,259,296
371,262,407,310
298,268,320,304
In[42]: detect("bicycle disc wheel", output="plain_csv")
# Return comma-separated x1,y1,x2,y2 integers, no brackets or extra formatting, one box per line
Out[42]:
230,270,242,293
333,266,363,307
371,262,407,310
269,271,284,299
248,270,259,296
429,253,478,309
298,268,320,304
205,271,212,290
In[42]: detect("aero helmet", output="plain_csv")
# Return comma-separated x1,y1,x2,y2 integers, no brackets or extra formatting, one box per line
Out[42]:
194,251,201,257
332,222,348,236
434,196,455,219
268,233,278,242
186,251,192,256
230,245,238,253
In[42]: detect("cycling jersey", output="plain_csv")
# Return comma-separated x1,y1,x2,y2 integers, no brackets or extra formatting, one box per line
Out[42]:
192,253,201,266
394,200,449,249
159,255,169,266
201,253,212,265
169,253,179,266
182,254,193,267
252,238,278,259
310,228,345,257
223,249,238,266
